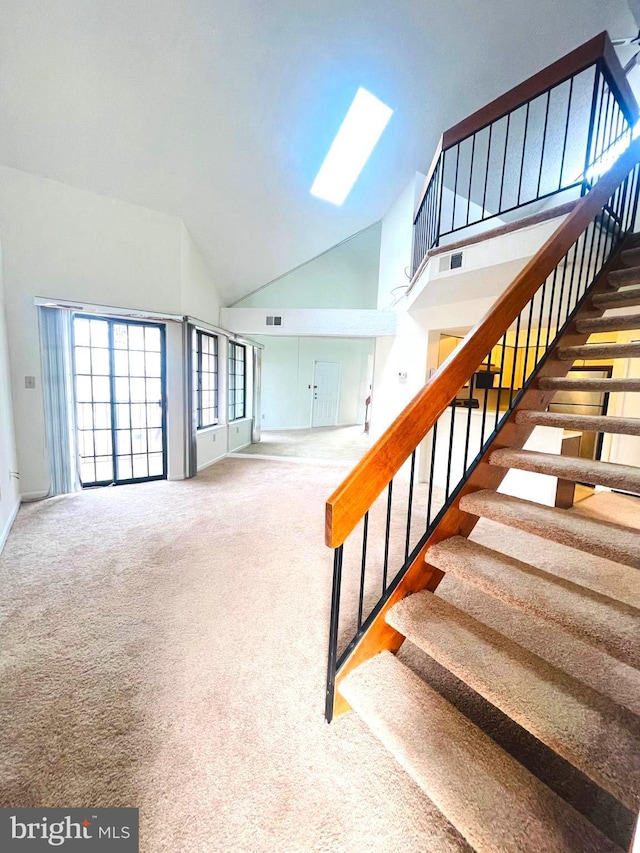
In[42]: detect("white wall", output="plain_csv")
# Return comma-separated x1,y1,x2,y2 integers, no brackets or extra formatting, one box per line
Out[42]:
377,174,424,309
221,306,396,338
0,243,20,550
234,224,381,310
252,336,374,430
0,164,221,497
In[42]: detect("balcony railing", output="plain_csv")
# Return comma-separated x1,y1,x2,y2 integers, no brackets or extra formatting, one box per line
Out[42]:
411,32,639,277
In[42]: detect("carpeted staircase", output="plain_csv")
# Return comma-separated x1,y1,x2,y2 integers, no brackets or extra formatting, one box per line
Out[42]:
340,249,640,850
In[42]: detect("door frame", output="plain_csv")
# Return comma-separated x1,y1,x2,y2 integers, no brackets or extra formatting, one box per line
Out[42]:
72,313,168,487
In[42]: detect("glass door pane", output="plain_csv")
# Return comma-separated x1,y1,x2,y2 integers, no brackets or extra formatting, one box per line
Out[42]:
73,316,166,487
73,317,115,486
112,321,166,483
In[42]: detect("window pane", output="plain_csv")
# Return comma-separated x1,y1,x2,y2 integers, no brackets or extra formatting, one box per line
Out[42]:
129,350,146,377
80,460,95,483
116,430,132,455
93,429,112,456
115,377,130,402
128,325,145,350
117,456,133,480
74,347,92,375
94,403,111,430
148,428,163,453
146,378,162,402
132,454,148,478
116,403,130,429
148,453,163,477
79,430,94,458
145,326,161,352
76,376,92,402
130,378,146,402
77,403,93,430
74,319,91,347
92,376,111,403
113,324,128,349
114,350,129,376
132,430,147,454
95,457,114,482
131,404,146,428
145,351,161,378
90,320,109,348
91,348,110,376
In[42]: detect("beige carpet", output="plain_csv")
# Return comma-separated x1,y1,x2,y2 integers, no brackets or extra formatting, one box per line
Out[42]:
0,458,471,853
233,424,370,461
0,459,635,850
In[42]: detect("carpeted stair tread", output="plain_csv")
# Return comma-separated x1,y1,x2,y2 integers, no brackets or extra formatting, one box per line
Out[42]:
592,286,640,308
538,376,640,392
621,248,640,268
489,447,640,494
459,489,640,570
557,342,640,361
607,266,640,287
387,591,640,810
469,514,640,610
437,576,640,716
340,652,622,853
575,312,640,333
425,537,640,668
515,409,640,436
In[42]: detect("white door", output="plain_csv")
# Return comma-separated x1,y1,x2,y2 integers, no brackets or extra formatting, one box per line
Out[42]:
312,361,340,427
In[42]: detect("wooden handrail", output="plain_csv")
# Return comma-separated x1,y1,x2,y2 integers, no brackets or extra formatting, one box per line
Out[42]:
413,31,638,220
326,136,640,548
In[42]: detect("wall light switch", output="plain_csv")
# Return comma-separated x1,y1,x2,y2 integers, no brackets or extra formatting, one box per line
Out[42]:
25,376,36,389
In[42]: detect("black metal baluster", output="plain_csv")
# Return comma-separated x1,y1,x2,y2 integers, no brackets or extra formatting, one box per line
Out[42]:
534,279,548,368
382,480,393,593
451,145,461,232
563,240,580,320
582,65,602,192
558,77,574,191
498,113,511,212
517,102,531,205
357,513,369,631
522,297,535,384
479,357,492,449
545,265,560,349
325,545,344,723
482,123,493,219
463,377,475,473
426,422,438,528
445,402,456,499
466,133,476,226
494,333,508,429
509,313,521,408
536,90,551,198
405,451,416,561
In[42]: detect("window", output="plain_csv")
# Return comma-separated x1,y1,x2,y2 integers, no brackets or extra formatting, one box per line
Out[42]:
228,341,246,421
196,330,218,429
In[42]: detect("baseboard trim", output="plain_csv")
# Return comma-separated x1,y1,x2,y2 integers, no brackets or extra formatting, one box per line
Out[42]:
0,498,21,554
20,490,49,502
197,455,226,472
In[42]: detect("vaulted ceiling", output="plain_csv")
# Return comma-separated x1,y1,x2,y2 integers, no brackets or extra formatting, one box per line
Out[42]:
0,1,636,304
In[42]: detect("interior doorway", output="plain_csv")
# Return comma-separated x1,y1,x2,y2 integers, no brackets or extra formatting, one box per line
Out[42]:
311,361,340,427
72,315,167,487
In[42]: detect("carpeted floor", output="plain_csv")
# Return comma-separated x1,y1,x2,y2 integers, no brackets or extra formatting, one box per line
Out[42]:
0,458,636,850
233,424,371,461
0,458,471,853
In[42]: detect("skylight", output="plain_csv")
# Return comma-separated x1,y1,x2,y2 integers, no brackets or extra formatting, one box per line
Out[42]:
310,88,393,206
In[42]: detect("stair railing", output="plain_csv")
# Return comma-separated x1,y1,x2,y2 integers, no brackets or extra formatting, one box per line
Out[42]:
325,138,640,722
412,31,638,278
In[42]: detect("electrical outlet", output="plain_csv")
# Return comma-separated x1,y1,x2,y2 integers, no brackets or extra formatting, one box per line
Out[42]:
24,376,36,389
236,426,240,434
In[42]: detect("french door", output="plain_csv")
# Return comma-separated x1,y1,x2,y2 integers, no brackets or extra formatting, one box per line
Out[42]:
72,315,167,487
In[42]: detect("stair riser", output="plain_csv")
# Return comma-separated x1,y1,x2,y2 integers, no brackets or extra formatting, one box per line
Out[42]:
592,290,640,309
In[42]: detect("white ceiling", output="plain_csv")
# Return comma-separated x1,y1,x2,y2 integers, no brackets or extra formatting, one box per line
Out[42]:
0,0,636,305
